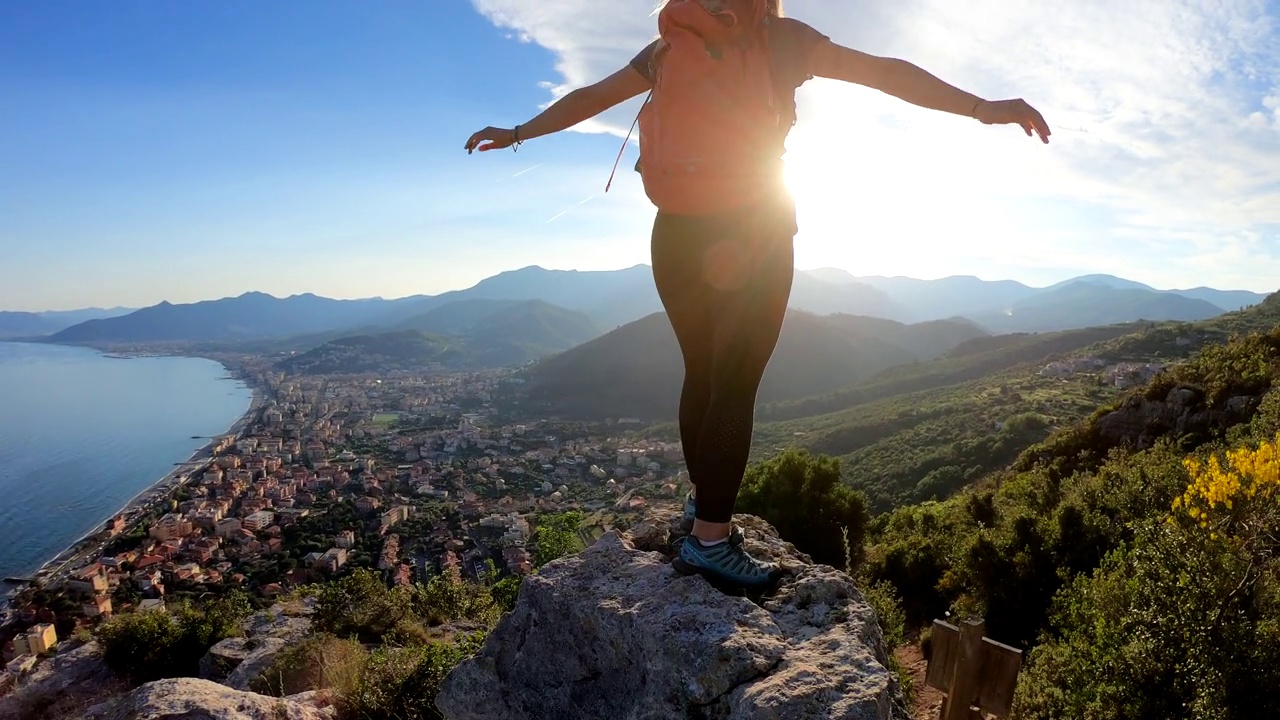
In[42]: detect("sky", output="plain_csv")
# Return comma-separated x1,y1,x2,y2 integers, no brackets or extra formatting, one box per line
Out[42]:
1,0,1278,312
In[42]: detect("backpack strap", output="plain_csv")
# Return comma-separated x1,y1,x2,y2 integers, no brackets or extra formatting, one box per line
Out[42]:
604,91,652,193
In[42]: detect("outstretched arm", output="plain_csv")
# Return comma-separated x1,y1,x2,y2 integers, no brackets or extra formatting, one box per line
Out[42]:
465,66,652,154
809,41,1051,143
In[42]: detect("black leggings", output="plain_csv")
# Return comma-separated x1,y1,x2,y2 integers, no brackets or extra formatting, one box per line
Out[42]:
651,202,795,524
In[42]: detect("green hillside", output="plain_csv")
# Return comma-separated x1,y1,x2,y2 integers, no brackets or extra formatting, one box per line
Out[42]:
278,330,465,375
514,310,987,420
749,294,1280,511
859,324,1280,718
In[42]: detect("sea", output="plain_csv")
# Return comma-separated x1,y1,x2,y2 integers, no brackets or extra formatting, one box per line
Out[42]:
0,342,254,584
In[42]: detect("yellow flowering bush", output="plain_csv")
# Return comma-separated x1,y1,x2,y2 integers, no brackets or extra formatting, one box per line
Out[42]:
1174,433,1280,537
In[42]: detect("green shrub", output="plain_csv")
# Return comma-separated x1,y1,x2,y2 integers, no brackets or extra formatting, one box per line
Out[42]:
94,590,251,682
736,448,870,569
253,633,367,698
338,634,486,720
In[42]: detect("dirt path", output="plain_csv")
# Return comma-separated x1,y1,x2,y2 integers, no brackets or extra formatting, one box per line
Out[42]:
895,642,945,720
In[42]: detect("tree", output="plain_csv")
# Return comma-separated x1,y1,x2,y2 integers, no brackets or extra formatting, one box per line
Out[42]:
735,448,870,570
533,511,585,568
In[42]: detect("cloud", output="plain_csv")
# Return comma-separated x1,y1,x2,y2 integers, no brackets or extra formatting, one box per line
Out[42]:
470,0,1280,290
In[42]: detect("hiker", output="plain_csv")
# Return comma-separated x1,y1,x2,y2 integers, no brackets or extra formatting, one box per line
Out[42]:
465,0,1050,591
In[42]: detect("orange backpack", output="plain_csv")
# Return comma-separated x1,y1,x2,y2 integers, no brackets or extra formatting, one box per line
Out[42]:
610,0,784,216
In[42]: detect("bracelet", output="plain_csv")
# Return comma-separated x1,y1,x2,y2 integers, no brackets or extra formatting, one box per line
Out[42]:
512,125,523,152
970,99,984,118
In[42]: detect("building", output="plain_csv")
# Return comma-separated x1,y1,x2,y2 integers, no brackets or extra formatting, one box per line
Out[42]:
316,548,349,574
65,565,109,595
149,513,193,542
242,511,275,532
14,623,57,656
215,517,243,539
335,530,356,549
83,595,113,618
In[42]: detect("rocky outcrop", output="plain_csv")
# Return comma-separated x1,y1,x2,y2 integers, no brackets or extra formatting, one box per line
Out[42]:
437,510,904,720
89,677,334,719
200,600,312,690
0,640,124,719
1095,385,1260,447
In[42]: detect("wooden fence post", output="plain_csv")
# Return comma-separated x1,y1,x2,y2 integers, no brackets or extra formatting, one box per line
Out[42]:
925,617,1023,719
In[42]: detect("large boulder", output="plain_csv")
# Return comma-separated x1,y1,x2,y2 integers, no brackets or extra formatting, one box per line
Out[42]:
437,511,904,720
200,600,312,689
0,641,124,719
91,677,335,720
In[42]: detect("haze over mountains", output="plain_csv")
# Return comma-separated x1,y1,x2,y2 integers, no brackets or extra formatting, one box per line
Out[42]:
22,266,1268,348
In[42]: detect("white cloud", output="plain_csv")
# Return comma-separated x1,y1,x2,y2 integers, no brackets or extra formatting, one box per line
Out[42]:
469,0,1280,292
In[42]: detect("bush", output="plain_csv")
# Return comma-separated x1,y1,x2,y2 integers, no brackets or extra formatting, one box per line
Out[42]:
533,511,585,568
94,591,251,682
253,633,367,698
736,448,870,569
313,568,414,643
338,634,486,720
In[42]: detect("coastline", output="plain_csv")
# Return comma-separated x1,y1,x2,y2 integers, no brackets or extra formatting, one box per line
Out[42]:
1,359,263,604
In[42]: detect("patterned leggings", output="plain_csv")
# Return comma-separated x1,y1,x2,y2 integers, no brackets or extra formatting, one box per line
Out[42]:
650,201,795,524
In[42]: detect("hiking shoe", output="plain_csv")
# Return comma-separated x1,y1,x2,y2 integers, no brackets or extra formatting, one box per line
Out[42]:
678,493,743,543
673,531,783,591
680,492,697,533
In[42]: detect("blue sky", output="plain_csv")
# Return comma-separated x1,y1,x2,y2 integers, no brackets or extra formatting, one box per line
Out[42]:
2,0,1278,311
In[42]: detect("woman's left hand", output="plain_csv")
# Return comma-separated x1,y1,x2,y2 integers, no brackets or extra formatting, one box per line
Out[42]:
975,99,1051,144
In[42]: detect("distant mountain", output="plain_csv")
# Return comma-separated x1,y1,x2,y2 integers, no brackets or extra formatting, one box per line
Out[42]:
967,281,1226,333
851,275,1039,321
49,292,411,344
1170,286,1270,312
278,299,600,374
373,265,661,330
0,307,134,339
512,310,987,420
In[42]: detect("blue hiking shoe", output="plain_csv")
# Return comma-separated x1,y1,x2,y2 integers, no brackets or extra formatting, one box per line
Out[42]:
673,531,783,592
680,492,697,533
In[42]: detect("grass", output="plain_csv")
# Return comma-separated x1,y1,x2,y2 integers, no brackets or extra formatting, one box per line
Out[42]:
372,412,401,426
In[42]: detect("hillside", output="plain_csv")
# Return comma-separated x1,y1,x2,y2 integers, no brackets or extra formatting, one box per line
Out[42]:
395,298,599,352
749,292,1280,511
276,299,600,374
277,330,465,375
512,310,987,420
859,323,1280,718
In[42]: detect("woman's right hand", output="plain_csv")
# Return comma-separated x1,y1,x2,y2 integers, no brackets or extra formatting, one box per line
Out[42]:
464,126,518,154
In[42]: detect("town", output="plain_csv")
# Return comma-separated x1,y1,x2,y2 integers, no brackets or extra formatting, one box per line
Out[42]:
0,357,688,691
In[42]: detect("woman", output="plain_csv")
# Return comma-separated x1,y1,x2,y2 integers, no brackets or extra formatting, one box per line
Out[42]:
465,0,1050,592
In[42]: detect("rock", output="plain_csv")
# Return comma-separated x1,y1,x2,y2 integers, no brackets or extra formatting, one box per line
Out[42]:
92,677,335,720
224,637,291,691
436,510,902,720
0,641,125,719
200,637,258,682
200,602,311,688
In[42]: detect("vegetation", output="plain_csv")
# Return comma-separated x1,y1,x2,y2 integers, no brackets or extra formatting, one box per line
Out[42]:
516,311,987,421
734,448,870,569
94,591,252,682
849,327,1280,718
533,511,586,568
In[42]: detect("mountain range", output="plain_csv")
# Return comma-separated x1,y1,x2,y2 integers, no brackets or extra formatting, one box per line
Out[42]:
13,266,1270,351
0,307,134,339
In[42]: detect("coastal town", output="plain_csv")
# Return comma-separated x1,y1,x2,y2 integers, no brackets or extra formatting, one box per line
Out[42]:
0,356,688,692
